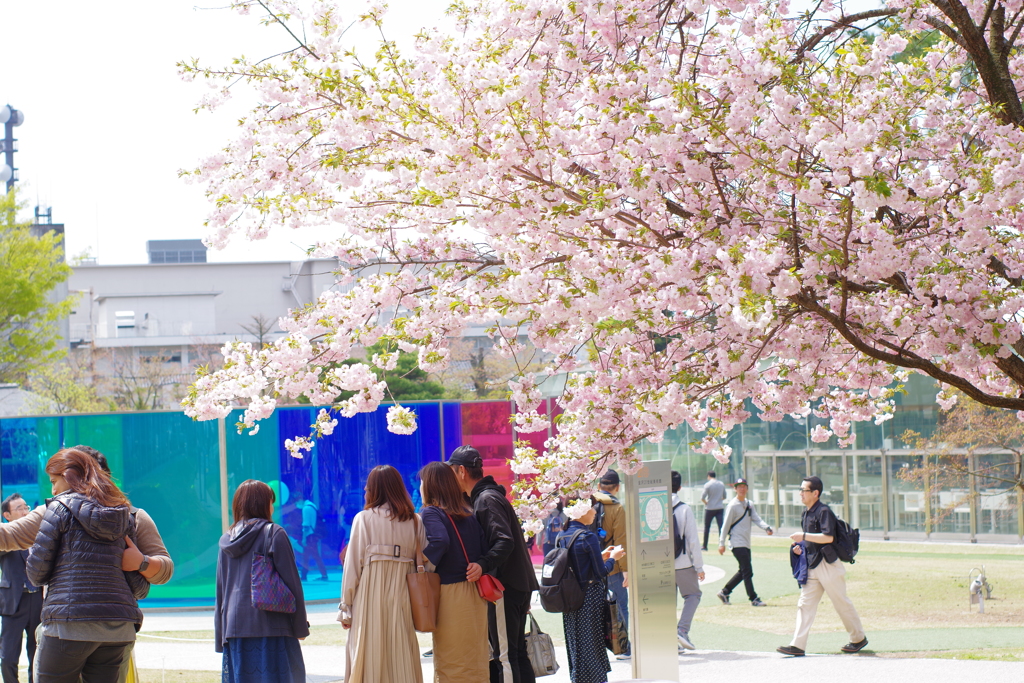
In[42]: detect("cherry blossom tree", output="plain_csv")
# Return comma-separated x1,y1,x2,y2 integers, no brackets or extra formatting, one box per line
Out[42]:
181,0,1024,525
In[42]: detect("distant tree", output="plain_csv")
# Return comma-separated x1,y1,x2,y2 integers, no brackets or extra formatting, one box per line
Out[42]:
348,342,446,402
0,191,74,383
434,338,548,399
105,348,187,411
26,358,111,414
240,314,277,351
899,392,1023,528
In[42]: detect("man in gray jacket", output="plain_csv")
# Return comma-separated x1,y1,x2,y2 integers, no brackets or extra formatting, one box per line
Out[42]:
671,472,704,651
717,478,773,606
700,471,726,551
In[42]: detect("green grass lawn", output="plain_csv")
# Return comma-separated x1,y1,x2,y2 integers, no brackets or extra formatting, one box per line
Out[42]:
145,537,1024,668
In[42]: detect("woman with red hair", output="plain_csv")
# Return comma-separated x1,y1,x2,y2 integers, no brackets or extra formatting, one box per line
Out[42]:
26,448,148,682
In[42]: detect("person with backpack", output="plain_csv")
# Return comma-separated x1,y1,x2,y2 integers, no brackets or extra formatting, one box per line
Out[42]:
670,471,704,651
777,477,867,657
592,470,630,660
716,478,773,607
555,498,625,683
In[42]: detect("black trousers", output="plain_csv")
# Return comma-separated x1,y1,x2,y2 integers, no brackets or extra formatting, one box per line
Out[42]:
487,587,535,683
34,636,131,683
0,591,41,683
722,547,759,602
703,509,724,549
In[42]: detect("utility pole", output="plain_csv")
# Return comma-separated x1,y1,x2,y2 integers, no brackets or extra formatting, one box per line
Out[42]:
0,104,25,192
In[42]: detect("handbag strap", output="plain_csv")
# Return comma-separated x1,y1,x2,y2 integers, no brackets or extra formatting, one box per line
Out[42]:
262,522,276,557
444,511,472,565
411,514,427,572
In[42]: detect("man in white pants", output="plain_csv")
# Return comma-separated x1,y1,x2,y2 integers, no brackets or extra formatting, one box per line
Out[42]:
777,476,868,657
671,471,704,651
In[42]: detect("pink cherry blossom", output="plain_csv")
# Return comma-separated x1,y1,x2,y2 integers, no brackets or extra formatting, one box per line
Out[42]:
181,0,1024,520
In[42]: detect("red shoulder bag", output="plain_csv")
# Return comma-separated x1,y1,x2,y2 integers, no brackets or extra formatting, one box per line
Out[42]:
446,512,504,603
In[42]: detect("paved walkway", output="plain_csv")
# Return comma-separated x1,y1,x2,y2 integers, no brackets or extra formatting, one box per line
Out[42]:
133,606,1024,683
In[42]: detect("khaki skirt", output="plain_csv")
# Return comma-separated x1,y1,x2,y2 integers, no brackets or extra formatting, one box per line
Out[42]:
432,580,488,683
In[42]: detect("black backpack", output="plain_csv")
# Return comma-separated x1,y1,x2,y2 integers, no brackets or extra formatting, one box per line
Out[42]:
539,529,586,613
672,501,687,558
833,518,860,563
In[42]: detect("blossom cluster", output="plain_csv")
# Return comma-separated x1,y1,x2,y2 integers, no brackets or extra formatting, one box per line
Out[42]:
182,0,1024,518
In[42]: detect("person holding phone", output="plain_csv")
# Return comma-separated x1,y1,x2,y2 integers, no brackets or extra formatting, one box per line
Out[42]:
556,498,626,683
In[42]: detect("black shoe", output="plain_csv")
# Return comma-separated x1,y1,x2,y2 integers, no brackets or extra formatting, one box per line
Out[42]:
776,645,805,657
717,590,730,605
701,546,708,551
423,649,433,657
751,598,767,607
841,638,868,653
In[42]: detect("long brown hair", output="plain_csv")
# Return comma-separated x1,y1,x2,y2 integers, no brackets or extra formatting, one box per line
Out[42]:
419,461,471,520
364,465,415,522
232,480,275,526
45,448,129,508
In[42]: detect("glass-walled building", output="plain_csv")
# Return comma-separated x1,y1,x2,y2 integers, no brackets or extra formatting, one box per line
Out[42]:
636,375,1022,540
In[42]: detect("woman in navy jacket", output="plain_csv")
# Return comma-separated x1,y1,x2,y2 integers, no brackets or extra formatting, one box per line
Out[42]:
215,480,309,683
418,461,488,683
556,498,625,683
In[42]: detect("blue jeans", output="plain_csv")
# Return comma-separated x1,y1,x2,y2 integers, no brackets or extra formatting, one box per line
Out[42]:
607,571,629,654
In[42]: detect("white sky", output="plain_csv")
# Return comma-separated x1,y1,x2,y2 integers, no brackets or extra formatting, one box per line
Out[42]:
1,0,445,265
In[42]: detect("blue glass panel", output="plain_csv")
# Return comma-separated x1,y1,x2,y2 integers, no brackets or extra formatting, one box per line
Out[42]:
0,417,60,507
442,402,463,461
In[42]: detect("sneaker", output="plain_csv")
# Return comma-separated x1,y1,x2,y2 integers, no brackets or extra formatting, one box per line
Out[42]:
701,546,708,551
751,598,767,607
776,645,805,657
615,652,632,660
423,649,433,657
717,590,730,605
677,633,695,650
841,638,869,653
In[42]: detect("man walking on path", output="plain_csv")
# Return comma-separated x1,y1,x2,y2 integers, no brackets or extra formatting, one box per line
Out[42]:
594,470,631,660
777,476,868,657
0,494,41,683
717,478,773,607
700,471,726,551
671,472,703,651
449,445,539,683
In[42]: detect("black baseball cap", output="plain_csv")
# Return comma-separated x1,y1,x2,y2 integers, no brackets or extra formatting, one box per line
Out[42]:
447,445,483,468
733,477,748,486
600,470,620,486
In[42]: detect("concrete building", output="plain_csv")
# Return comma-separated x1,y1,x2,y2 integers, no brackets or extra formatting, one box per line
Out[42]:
67,253,341,407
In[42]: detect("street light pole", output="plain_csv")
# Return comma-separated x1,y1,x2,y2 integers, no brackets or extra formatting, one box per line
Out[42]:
0,104,26,193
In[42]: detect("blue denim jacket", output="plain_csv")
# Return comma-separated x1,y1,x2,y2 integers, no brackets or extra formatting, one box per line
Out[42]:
555,521,615,584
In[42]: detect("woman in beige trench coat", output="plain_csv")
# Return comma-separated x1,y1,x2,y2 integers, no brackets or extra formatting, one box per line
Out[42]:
338,465,426,683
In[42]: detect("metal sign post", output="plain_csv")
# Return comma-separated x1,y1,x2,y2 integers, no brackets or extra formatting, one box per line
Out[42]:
623,460,678,681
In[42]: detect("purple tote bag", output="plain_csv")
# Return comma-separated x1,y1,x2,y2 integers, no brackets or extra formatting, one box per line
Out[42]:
251,523,297,613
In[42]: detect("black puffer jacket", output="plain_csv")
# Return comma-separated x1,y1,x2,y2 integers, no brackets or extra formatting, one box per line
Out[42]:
26,492,146,628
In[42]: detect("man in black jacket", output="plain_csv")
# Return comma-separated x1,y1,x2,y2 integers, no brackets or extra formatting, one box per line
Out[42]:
0,494,41,683
449,445,539,683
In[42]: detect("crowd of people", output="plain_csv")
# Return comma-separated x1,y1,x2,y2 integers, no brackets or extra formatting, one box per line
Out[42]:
0,442,869,683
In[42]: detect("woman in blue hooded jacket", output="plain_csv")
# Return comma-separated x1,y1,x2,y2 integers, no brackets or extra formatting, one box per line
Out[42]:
215,480,309,683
